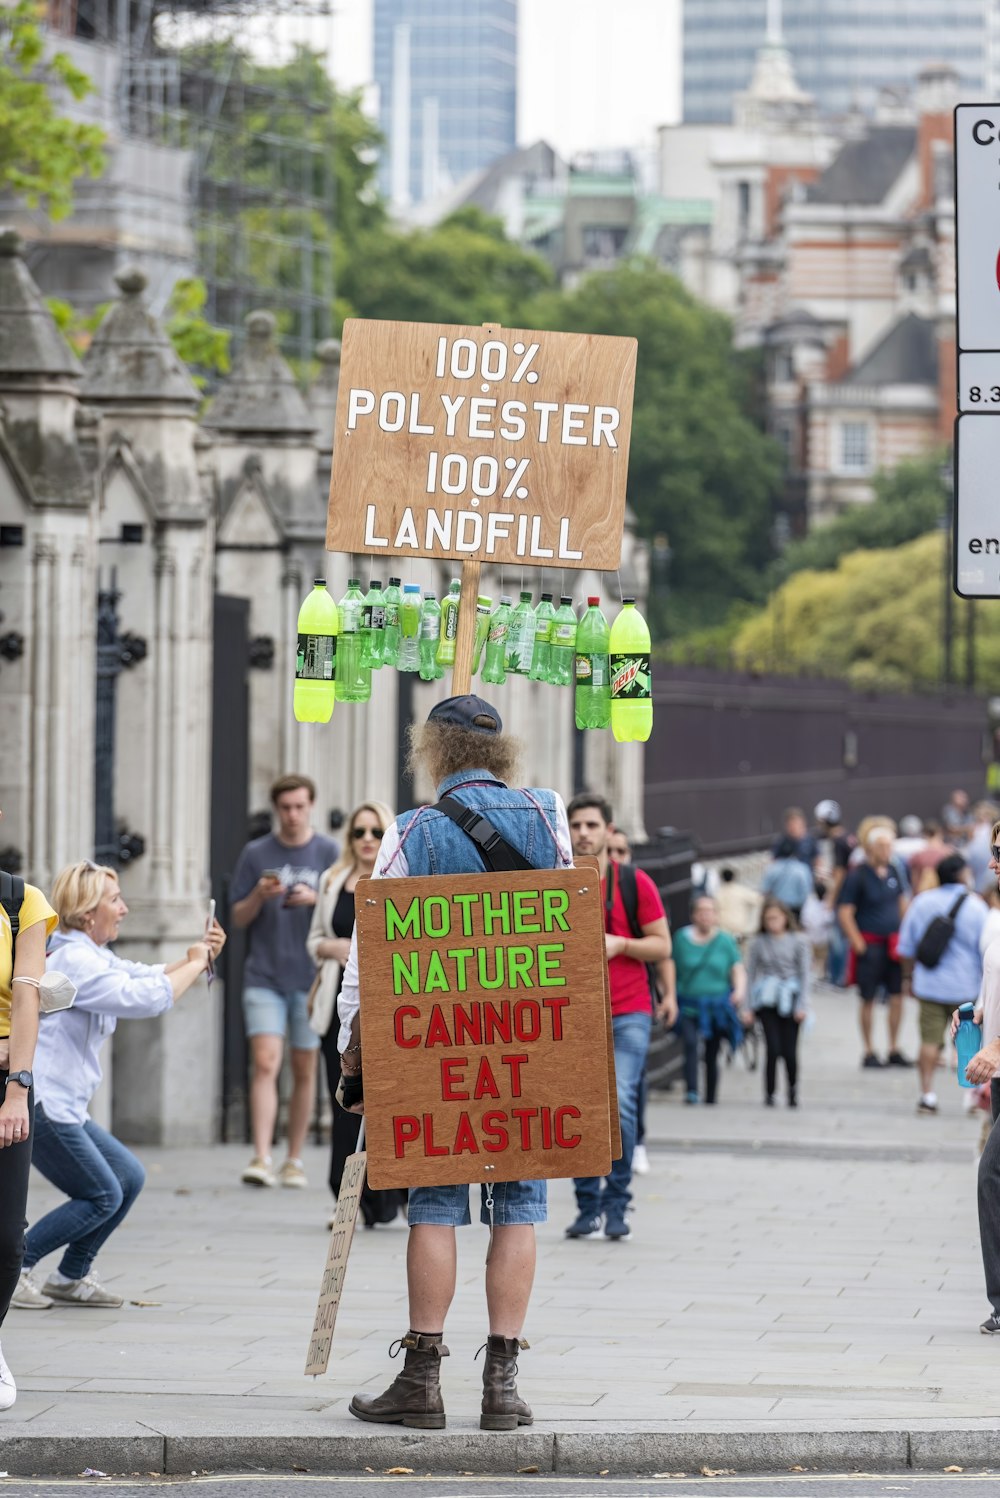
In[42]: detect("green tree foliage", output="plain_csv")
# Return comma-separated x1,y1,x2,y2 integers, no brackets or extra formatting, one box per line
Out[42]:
165,278,230,385
340,206,555,328
771,451,948,583
0,0,104,219
525,264,783,634
730,529,989,691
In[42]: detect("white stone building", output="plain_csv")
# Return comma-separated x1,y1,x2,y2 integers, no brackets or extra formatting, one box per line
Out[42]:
0,234,649,1143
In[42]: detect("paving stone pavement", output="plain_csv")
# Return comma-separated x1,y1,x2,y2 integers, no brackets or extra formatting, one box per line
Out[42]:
3,983,1000,1474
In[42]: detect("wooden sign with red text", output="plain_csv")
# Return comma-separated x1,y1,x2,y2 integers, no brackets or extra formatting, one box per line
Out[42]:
354,867,613,1188
326,318,637,572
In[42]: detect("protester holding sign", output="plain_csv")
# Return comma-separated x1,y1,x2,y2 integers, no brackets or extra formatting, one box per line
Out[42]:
336,694,572,1431
564,795,670,1242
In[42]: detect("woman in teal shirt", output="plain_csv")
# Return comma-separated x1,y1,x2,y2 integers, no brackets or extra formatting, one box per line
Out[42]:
673,894,747,1105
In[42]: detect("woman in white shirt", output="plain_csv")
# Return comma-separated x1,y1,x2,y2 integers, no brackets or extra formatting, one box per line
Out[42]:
13,861,224,1310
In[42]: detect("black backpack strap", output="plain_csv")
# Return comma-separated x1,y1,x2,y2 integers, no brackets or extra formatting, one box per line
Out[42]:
948,891,969,920
1,871,24,946
435,795,535,873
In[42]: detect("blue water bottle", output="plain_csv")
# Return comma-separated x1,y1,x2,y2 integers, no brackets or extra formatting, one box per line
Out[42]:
956,1002,983,1088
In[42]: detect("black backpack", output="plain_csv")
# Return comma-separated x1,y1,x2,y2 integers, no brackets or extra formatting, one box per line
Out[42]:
915,890,968,969
1,870,24,956
605,861,662,1003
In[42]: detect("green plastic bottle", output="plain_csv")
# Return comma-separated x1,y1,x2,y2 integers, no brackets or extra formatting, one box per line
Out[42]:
419,593,444,680
471,595,493,677
437,578,462,668
575,595,611,730
361,579,385,670
382,577,402,667
481,595,512,685
548,596,577,687
294,578,338,723
609,598,653,742
336,578,370,702
529,592,555,682
505,591,535,676
398,584,422,673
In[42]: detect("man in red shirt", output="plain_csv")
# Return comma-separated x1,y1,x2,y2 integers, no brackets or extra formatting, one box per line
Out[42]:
565,795,671,1242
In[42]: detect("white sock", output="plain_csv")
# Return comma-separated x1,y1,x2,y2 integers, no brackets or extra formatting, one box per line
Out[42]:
922,1092,937,1107
285,1157,303,1167
48,1269,75,1285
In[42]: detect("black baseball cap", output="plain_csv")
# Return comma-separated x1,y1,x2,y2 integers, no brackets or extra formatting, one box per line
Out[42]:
427,695,502,735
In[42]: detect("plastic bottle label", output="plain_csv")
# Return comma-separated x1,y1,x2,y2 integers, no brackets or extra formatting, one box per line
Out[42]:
488,622,509,643
576,653,608,685
444,604,459,641
552,625,576,644
296,632,336,681
420,616,441,640
535,618,552,640
383,602,399,627
610,653,651,699
362,605,372,629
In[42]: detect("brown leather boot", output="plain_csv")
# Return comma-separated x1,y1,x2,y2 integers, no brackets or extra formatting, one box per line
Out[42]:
349,1332,448,1429
478,1334,533,1431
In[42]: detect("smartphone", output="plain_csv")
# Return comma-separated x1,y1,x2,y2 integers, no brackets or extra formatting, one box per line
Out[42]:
205,898,216,937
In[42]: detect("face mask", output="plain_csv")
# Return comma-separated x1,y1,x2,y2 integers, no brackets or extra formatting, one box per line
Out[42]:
13,972,77,1014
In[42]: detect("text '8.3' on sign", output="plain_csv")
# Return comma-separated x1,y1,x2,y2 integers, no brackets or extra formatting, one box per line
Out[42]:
326,319,637,572
354,868,614,1189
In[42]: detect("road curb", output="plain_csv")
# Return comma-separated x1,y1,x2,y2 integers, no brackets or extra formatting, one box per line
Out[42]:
4,1423,1000,1476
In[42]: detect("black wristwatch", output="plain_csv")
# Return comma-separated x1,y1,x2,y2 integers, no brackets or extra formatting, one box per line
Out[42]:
5,1071,32,1091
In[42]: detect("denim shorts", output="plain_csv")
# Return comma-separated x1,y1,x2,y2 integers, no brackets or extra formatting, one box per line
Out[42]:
407,1178,547,1227
242,986,319,1051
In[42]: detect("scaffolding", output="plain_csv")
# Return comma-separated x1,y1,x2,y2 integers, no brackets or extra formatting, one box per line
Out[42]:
47,0,336,364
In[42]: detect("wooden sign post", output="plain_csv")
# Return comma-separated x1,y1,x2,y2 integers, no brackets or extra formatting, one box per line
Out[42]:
304,1134,367,1377
354,865,614,1189
326,317,637,695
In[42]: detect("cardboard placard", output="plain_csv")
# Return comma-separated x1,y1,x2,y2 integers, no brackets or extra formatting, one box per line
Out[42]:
327,318,637,572
355,867,613,1189
304,1148,366,1376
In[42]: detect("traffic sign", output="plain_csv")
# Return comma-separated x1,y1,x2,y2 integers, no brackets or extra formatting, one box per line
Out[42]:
955,105,1000,352
955,414,1000,598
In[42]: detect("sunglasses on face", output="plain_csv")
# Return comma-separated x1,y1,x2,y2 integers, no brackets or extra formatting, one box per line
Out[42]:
351,826,383,841
992,844,1000,863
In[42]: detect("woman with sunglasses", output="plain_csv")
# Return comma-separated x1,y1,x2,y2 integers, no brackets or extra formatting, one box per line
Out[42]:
307,802,405,1227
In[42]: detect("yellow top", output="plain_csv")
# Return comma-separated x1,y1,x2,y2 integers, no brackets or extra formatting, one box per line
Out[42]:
1,882,58,1039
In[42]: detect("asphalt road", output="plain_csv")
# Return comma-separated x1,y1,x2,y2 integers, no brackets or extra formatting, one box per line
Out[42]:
2,1474,999,1498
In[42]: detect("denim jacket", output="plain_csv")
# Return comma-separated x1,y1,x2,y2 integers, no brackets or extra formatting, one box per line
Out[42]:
392,770,571,876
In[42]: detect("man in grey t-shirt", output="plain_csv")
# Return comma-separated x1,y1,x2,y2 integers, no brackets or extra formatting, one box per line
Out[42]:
230,774,338,1189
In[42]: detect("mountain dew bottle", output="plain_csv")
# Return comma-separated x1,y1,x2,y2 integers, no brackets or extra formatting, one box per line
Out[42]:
609,599,652,742
294,579,337,723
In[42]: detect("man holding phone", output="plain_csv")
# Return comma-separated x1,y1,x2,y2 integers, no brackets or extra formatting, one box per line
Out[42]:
230,774,338,1188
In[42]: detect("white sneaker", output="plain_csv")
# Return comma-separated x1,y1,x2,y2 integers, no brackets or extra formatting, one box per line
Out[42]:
632,1143,650,1175
278,1158,308,1189
0,1344,16,1409
10,1269,52,1310
241,1155,276,1187
42,1271,123,1308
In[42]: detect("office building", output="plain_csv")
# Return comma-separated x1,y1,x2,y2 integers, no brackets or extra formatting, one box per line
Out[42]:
683,0,988,123
373,0,517,207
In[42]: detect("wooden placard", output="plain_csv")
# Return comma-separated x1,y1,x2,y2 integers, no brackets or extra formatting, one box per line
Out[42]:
326,318,637,572
304,1148,366,1376
355,866,613,1189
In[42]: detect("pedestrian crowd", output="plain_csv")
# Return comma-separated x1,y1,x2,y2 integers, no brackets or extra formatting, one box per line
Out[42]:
6,760,1000,1423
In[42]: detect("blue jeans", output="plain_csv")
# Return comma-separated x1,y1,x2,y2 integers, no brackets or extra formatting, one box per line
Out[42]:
574,1010,651,1220
23,1106,146,1280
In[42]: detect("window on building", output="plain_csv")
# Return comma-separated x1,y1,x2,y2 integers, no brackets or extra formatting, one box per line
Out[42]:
838,422,871,473
737,180,751,233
